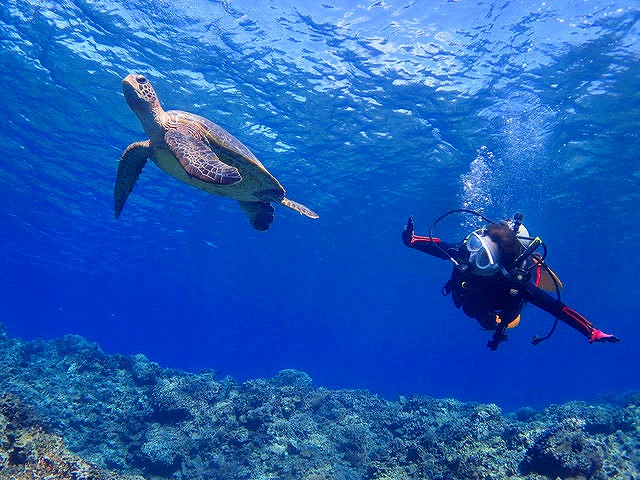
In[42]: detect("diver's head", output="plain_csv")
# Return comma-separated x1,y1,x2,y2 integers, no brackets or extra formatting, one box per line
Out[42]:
465,223,521,275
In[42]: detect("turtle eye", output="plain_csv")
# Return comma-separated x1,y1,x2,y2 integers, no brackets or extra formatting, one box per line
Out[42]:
136,75,147,84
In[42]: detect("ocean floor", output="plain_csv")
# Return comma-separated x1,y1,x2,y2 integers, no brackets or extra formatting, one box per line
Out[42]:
0,322,638,480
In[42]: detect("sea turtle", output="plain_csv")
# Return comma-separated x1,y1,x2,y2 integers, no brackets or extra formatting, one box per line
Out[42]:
115,73,318,230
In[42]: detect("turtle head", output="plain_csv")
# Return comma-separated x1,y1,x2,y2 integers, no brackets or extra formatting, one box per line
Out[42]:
122,74,161,116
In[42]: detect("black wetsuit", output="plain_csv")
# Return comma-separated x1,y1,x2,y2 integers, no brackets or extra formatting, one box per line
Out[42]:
403,231,599,349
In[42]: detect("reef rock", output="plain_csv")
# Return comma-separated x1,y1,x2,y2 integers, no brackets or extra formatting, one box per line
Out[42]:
520,417,605,477
0,392,145,480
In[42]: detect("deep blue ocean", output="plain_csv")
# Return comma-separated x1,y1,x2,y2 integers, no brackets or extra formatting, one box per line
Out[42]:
1,0,638,413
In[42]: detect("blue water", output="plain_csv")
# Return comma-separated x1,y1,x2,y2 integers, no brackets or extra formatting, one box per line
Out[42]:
1,0,639,412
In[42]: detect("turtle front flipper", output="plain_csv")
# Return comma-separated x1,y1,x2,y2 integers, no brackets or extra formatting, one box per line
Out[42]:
165,128,242,185
280,198,319,219
237,200,275,231
115,140,151,218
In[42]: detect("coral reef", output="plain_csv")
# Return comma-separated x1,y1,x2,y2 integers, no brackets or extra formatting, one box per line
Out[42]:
0,322,638,480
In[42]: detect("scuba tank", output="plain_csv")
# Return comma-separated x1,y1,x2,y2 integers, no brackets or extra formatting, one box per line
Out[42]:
507,213,563,292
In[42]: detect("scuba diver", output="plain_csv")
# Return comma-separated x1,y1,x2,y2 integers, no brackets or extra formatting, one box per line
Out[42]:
402,210,620,350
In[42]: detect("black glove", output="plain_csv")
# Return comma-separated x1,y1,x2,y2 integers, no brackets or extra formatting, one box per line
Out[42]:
402,216,415,245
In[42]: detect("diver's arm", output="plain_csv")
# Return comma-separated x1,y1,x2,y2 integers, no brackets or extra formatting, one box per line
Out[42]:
402,216,459,260
524,284,619,343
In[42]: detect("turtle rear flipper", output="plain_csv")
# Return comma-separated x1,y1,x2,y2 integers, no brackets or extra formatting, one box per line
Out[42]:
165,128,242,185
115,140,151,218
237,200,275,231
280,198,319,219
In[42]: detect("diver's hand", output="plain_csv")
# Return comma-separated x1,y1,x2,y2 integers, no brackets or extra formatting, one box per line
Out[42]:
402,216,415,246
590,329,620,343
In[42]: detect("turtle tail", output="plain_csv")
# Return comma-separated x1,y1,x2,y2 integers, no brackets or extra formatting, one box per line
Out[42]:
280,198,319,219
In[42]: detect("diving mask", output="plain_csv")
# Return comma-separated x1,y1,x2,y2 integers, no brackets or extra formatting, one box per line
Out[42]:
466,231,501,273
